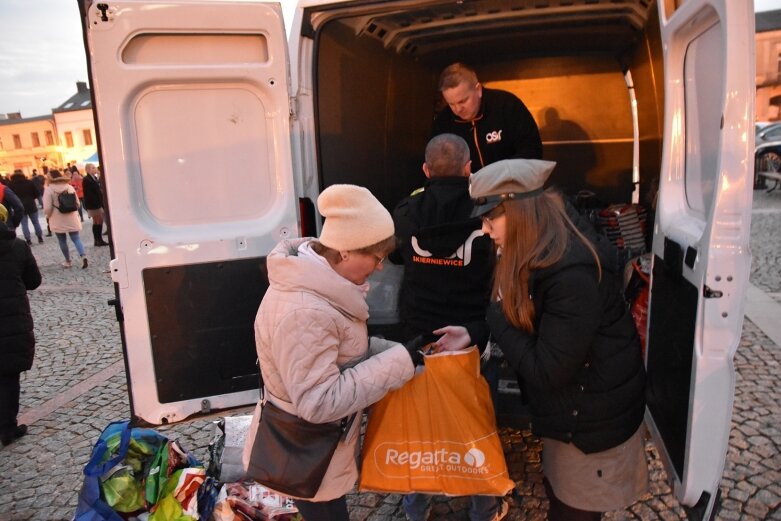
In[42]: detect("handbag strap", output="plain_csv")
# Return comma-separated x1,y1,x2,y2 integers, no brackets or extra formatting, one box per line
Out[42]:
257,358,357,437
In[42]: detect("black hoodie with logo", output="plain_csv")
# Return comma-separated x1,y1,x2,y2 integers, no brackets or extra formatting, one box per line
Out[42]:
390,176,494,347
432,88,543,169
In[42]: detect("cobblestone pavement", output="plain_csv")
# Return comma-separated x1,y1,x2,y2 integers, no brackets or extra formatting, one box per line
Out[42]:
1,192,780,521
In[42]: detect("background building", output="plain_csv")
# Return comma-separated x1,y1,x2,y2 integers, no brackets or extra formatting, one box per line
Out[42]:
53,81,96,168
756,10,781,122
0,113,59,177
0,81,96,178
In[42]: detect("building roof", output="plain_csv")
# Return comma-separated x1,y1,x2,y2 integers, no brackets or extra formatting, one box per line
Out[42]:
757,10,781,33
53,82,92,113
0,114,54,127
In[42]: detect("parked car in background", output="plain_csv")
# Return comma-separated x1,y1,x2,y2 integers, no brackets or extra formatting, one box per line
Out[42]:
755,121,773,133
755,122,781,189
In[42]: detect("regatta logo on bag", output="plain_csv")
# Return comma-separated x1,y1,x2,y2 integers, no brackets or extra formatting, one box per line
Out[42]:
464,448,485,467
373,437,500,479
385,447,488,474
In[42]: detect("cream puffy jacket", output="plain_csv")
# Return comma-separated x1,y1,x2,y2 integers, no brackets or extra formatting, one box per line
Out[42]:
242,238,415,501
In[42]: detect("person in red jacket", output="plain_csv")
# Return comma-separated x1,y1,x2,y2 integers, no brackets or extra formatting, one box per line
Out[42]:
70,166,85,222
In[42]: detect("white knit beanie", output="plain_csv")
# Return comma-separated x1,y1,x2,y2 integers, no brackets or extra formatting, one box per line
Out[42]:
317,184,394,251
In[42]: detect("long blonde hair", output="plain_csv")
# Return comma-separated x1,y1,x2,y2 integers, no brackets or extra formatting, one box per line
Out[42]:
493,189,601,332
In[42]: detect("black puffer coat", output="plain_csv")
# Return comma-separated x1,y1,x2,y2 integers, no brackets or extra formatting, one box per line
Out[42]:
0,222,42,375
486,208,645,454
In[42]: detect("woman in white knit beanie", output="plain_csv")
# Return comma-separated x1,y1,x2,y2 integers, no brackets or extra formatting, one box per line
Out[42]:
244,184,425,520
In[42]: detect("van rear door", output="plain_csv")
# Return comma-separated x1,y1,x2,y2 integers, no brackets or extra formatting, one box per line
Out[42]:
646,1,754,518
81,0,296,425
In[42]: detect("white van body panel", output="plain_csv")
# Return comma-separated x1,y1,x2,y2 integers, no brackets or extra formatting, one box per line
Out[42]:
645,0,754,515
84,0,295,424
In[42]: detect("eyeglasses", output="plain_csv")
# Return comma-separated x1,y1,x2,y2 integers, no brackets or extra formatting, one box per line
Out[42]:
371,254,386,266
481,205,505,223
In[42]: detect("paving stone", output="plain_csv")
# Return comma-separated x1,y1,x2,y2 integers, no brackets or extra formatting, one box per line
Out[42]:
756,488,781,509
2,200,781,520
717,509,742,521
744,498,770,518
729,487,751,502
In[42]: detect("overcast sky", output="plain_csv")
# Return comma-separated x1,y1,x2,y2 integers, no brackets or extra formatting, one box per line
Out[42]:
1,0,779,118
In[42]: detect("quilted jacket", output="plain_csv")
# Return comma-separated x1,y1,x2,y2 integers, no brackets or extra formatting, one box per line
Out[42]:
243,238,414,500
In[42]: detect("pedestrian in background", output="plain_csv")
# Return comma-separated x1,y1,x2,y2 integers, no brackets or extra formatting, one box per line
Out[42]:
0,202,42,446
82,163,109,247
70,166,85,223
32,170,45,209
8,171,44,245
474,159,648,521
44,170,88,269
0,183,24,232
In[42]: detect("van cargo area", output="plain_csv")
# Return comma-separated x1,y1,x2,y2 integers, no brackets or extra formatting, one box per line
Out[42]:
304,0,664,431
302,0,663,213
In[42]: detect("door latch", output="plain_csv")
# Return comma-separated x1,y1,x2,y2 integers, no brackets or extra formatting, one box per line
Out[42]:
703,285,723,298
97,3,110,22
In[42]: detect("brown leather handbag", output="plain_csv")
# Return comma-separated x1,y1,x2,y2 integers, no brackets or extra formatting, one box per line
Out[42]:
246,395,356,499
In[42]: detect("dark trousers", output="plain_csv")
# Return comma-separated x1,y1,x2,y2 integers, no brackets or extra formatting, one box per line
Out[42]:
0,373,21,437
294,496,349,521
544,478,602,521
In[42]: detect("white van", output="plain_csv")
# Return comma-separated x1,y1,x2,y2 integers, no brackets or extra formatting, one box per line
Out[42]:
79,1,755,519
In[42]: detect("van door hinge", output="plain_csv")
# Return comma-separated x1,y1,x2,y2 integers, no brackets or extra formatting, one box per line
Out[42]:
109,254,129,289
703,285,723,298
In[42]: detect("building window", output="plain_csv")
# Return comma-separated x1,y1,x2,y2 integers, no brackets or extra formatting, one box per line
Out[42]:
65,131,74,148
13,134,22,148
45,131,54,146
32,132,41,147
83,129,93,146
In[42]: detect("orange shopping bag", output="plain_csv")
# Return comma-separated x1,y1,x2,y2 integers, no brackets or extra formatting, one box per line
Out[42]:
359,347,514,496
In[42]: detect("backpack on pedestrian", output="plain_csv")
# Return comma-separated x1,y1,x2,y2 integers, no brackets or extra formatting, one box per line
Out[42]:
56,190,79,213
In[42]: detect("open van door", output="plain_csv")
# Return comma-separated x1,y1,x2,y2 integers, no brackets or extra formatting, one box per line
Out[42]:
646,1,754,519
80,0,297,425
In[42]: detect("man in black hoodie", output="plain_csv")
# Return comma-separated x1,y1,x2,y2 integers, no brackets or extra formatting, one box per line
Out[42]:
0,203,42,446
390,134,506,521
432,63,542,170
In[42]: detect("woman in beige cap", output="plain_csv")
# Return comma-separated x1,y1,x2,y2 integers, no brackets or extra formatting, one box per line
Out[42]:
43,169,87,269
472,159,647,521
243,184,424,520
